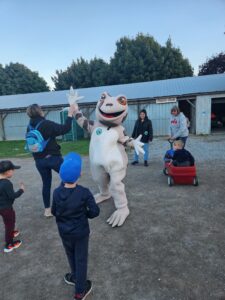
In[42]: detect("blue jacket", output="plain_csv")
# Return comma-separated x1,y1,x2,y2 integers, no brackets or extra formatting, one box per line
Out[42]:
164,149,175,162
52,184,100,238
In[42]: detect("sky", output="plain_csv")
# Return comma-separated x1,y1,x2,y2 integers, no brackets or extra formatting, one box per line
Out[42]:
0,0,224,89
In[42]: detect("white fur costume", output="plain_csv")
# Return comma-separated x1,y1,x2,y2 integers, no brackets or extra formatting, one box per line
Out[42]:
69,91,144,227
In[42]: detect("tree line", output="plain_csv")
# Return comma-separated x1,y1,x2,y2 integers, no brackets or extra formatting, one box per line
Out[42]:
0,33,224,96
0,63,49,95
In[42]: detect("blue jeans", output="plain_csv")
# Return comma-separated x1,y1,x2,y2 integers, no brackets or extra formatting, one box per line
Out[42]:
35,155,63,208
134,143,149,162
61,235,89,294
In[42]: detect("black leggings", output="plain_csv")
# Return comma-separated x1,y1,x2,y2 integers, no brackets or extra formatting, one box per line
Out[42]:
35,155,63,208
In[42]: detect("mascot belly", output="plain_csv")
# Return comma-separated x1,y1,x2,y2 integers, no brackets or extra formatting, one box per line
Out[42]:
90,126,127,171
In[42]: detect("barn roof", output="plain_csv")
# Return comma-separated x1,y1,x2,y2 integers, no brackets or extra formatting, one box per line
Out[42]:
0,73,225,110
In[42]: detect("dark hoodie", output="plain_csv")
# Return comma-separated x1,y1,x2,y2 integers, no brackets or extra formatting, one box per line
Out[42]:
28,116,73,159
0,179,24,210
172,149,195,166
132,110,153,143
52,184,100,238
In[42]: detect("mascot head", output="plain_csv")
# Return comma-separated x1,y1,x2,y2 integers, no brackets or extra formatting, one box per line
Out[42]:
96,92,128,127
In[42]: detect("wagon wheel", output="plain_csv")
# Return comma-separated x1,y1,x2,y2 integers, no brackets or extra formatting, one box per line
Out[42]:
193,176,199,186
168,176,174,187
163,168,168,176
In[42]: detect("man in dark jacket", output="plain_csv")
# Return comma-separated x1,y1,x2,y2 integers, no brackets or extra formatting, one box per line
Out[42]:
26,103,76,217
52,153,99,300
131,109,153,166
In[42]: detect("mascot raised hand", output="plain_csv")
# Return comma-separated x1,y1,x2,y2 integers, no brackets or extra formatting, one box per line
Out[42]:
68,88,144,227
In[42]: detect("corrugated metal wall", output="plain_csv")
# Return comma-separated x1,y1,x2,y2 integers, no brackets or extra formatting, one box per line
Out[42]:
3,109,62,140
82,103,176,137
141,102,177,136
196,95,211,135
123,102,177,136
1,102,177,140
4,112,29,140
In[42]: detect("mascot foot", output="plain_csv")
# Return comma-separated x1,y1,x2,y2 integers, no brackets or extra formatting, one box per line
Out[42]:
107,206,130,227
94,193,111,204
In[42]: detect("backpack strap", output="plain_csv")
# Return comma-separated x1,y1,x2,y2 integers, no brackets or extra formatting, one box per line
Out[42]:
35,120,50,144
35,120,45,130
28,120,45,131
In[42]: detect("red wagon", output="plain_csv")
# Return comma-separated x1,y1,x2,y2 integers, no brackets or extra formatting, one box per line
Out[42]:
167,163,198,187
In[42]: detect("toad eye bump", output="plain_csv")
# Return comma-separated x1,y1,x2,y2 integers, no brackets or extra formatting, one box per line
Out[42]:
118,96,127,105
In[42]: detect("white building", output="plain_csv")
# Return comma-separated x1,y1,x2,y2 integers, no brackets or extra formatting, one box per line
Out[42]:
0,73,225,140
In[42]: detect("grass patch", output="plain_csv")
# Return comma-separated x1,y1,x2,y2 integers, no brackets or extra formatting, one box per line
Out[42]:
0,139,90,158
60,139,89,156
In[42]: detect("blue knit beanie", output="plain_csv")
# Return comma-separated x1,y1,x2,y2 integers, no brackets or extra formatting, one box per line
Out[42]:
60,152,82,183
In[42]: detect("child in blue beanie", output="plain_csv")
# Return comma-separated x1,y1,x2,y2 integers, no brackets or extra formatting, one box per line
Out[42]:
52,152,100,300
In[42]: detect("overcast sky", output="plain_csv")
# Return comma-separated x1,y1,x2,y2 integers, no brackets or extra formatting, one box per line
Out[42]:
0,0,224,88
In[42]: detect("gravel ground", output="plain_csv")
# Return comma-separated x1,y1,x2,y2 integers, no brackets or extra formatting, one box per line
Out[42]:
1,135,225,300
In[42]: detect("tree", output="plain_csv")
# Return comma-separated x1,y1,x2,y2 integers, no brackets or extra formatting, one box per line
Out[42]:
0,63,49,96
52,33,193,90
160,38,193,80
109,34,193,85
198,52,225,75
52,57,110,90
0,64,9,95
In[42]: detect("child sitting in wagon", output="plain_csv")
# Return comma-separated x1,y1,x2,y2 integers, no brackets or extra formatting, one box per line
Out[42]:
172,140,195,166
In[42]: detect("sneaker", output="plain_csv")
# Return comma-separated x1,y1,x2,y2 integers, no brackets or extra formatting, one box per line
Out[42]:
64,273,75,286
144,161,148,167
44,208,53,217
13,230,20,238
131,161,138,165
4,240,22,253
74,280,92,300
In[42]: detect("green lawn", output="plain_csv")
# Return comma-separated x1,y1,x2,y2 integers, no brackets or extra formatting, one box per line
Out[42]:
0,139,90,158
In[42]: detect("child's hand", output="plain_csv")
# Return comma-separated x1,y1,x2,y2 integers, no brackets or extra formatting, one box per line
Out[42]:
20,182,25,192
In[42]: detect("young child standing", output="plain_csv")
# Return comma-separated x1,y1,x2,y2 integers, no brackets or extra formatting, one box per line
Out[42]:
0,160,25,253
52,152,100,300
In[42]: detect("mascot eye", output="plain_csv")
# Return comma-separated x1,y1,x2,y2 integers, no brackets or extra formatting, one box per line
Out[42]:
118,96,127,106
101,94,106,100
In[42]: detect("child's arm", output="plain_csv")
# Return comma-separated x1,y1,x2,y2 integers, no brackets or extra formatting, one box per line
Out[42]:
5,181,24,201
85,189,100,219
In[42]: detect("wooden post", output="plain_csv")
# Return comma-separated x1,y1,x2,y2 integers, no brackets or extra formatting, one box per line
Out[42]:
137,102,141,117
0,113,7,141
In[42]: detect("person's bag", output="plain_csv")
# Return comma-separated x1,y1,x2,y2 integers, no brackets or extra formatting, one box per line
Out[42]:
25,120,49,153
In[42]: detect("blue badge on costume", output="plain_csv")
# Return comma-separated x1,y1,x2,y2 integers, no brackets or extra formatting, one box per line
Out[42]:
144,131,148,135
96,128,103,135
